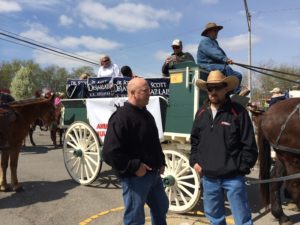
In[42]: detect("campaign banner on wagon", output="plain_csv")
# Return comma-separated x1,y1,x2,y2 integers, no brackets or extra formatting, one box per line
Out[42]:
66,79,88,98
87,77,114,98
147,78,170,98
86,96,164,143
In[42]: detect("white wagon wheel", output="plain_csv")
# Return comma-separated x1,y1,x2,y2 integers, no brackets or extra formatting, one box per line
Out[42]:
63,121,102,185
162,150,201,213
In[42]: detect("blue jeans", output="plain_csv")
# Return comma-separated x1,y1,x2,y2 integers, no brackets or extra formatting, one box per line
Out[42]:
202,175,252,225
201,64,242,94
120,171,169,225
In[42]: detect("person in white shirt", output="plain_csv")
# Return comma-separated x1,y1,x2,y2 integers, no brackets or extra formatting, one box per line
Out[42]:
97,55,122,78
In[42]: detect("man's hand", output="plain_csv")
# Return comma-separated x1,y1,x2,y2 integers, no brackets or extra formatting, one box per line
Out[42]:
135,163,152,177
193,163,202,175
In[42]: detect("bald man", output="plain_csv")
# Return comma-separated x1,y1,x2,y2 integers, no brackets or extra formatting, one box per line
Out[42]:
103,78,168,225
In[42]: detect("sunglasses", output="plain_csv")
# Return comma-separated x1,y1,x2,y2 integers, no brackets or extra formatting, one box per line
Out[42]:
207,84,226,92
102,59,110,63
172,46,180,49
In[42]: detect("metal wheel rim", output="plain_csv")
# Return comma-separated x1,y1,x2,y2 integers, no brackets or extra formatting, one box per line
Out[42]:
162,150,201,213
63,122,102,185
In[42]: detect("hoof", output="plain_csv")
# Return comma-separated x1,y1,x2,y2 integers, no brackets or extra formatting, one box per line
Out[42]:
0,184,10,192
12,184,23,192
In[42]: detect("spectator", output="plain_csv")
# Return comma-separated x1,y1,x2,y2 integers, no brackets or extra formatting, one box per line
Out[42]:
162,39,195,77
121,65,138,78
79,73,90,80
197,22,249,96
268,87,286,107
190,70,258,225
97,55,122,78
102,78,169,225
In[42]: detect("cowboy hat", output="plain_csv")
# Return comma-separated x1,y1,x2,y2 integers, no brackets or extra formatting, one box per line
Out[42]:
195,70,239,92
270,87,281,93
201,22,223,36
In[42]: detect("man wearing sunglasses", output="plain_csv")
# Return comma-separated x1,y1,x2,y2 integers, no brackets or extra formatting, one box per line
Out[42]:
197,23,249,96
189,70,258,225
162,39,195,77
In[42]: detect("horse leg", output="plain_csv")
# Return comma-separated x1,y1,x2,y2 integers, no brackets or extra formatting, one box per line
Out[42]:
270,160,292,225
59,128,64,146
0,151,10,191
29,127,36,146
9,150,23,192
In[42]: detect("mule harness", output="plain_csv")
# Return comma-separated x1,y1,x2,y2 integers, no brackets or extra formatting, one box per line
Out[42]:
246,103,300,186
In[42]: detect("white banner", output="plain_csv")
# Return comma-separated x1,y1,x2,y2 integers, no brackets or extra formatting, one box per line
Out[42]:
86,96,164,143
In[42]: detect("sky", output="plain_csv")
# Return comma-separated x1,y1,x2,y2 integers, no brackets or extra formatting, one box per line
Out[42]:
0,0,300,78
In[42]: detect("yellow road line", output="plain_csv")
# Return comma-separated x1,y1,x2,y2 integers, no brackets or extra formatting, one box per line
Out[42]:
78,206,235,225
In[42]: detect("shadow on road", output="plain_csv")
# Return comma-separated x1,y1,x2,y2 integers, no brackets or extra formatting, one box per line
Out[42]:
90,169,121,190
0,180,78,209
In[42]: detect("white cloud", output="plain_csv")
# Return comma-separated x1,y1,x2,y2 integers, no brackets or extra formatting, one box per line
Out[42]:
78,2,182,32
200,0,219,4
20,23,121,51
15,0,61,9
59,15,73,26
0,1,22,13
220,33,261,52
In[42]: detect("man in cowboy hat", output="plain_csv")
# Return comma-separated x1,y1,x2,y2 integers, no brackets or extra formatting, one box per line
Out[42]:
162,39,195,77
189,70,258,225
197,22,249,96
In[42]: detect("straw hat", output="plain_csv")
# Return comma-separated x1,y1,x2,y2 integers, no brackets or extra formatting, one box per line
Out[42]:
195,70,239,91
270,87,281,93
201,22,223,36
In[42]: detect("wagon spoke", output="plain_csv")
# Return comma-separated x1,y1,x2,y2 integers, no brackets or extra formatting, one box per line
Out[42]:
83,163,90,180
165,155,172,169
171,154,175,169
84,154,98,166
73,128,80,142
174,158,183,174
70,157,79,171
74,158,81,174
67,134,79,147
177,174,195,181
80,161,84,180
66,156,76,163
84,156,95,176
66,141,78,150
177,187,188,205
85,142,97,152
176,166,190,177
178,180,196,189
177,184,193,198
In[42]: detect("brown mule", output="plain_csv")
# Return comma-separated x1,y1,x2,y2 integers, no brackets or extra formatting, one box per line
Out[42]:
0,96,55,192
252,98,300,225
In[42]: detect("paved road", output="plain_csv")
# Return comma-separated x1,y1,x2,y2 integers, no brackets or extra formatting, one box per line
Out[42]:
0,131,299,225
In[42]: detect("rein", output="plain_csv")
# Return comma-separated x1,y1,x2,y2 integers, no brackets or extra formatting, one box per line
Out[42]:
234,62,300,84
246,172,300,186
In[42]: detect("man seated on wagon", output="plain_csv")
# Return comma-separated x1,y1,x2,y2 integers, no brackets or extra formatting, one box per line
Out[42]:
162,39,195,77
197,22,249,96
0,92,15,150
268,87,286,108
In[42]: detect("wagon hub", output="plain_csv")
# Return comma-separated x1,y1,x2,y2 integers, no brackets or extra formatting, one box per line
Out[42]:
163,175,176,187
73,149,83,157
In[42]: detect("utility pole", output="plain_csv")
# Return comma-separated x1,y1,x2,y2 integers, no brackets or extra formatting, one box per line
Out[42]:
243,0,252,101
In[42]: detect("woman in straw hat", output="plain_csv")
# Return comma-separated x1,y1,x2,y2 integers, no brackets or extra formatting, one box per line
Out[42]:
197,22,249,95
190,70,258,225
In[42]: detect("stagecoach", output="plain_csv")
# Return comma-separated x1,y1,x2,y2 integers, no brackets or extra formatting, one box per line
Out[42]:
60,63,247,213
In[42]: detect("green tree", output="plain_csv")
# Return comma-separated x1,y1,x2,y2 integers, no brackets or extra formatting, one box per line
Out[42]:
10,66,37,100
70,66,96,78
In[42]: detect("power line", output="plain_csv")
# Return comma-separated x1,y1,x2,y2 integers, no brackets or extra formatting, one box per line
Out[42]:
0,30,99,66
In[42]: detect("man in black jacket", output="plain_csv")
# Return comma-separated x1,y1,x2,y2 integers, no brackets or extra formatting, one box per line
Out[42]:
189,70,257,225
102,78,168,225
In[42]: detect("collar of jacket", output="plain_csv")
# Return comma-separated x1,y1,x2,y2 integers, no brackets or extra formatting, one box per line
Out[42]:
124,101,147,112
203,97,232,114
